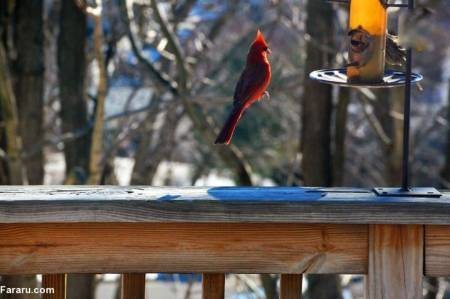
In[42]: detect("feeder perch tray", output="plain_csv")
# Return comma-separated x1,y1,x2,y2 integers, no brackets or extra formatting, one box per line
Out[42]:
325,0,409,7
373,187,442,197
309,68,423,88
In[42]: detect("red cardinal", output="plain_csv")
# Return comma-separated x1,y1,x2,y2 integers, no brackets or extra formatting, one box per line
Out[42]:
215,30,272,145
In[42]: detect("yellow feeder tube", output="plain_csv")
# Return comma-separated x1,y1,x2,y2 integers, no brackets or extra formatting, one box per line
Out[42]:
347,0,387,83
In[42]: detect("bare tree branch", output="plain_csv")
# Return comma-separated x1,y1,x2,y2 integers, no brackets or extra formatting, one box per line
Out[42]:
119,0,179,94
172,0,197,28
150,0,189,91
358,93,392,146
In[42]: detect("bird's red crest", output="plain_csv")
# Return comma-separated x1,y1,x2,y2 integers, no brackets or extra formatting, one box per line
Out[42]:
254,30,268,47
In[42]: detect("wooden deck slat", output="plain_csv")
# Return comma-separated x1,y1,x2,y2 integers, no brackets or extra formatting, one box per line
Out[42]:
0,186,448,224
0,223,367,275
121,273,146,299
366,225,423,299
42,274,66,299
202,273,225,299
425,225,450,276
280,274,302,299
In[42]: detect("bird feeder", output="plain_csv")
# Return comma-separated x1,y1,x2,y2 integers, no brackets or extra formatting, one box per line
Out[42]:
309,0,441,197
347,0,387,83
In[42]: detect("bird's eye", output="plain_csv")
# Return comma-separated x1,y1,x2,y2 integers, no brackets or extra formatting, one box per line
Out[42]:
351,40,361,47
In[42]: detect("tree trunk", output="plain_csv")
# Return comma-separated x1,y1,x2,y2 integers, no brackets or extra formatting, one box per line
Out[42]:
301,0,333,188
305,275,342,299
424,277,439,299
66,274,95,299
333,88,350,186
0,43,24,185
58,0,90,176
436,82,450,299
13,0,44,184
58,2,93,298
441,80,450,185
259,274,277,299
302,1,341,299
130,99,163,185
0,38,37,299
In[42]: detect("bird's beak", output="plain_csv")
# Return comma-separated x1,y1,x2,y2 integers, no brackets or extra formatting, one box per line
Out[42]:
266,48,272,55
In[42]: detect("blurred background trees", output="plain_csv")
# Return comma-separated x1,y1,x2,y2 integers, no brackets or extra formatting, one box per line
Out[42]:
0,0,449,298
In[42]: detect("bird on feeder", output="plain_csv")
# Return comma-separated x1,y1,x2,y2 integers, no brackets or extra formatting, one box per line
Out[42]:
347,27,373,68
386,33,406,66
347,27,406,68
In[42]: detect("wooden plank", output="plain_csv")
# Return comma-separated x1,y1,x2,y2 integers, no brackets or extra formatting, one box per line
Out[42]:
366,225,423,299
121,273,145,299
42,274,66,299
0,186,448,224
425,225,450,276
0,223,367,275
280,274,302,299
202,273,224,299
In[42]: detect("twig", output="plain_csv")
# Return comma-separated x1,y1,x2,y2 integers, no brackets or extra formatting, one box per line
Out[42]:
234,274,265,299
150,0,189,91
172,0,198,29
89,14,107,184
357,94,392,146
118,0,179,94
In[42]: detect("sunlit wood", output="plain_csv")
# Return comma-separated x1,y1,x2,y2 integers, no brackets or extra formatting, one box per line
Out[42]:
366,225,423,299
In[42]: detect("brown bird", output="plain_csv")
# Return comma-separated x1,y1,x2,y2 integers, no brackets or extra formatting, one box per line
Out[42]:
386,33,406,66
386,33,423,91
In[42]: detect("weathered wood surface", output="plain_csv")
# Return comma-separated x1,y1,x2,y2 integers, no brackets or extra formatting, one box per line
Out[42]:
0,223,367,275
366,225,423,299
425,225,450,276
202,273,225,299
280,274,303,299
42,274,66,299
0,186,448,224
121,273,146,299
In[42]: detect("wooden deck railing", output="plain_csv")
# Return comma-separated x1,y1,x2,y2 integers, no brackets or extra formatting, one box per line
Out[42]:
0,186,449,298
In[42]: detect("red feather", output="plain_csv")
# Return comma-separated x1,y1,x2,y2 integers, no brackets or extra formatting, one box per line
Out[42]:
215,30,272,145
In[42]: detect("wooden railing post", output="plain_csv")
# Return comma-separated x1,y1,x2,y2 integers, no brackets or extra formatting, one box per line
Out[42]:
202,273,225,299
121,273,146,299
366,224,423,299
280,274,302,299
42,274,66,299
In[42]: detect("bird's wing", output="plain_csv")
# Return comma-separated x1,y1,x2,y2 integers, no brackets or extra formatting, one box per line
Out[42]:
386,33,406,66
233,62,269,107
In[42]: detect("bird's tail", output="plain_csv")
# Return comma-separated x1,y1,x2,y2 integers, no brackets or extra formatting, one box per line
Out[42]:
215,105,246,145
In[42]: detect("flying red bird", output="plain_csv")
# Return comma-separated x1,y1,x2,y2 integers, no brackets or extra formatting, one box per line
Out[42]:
214,30,272,145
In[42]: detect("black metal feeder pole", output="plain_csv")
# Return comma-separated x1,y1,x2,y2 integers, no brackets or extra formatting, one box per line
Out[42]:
401,0,414,191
